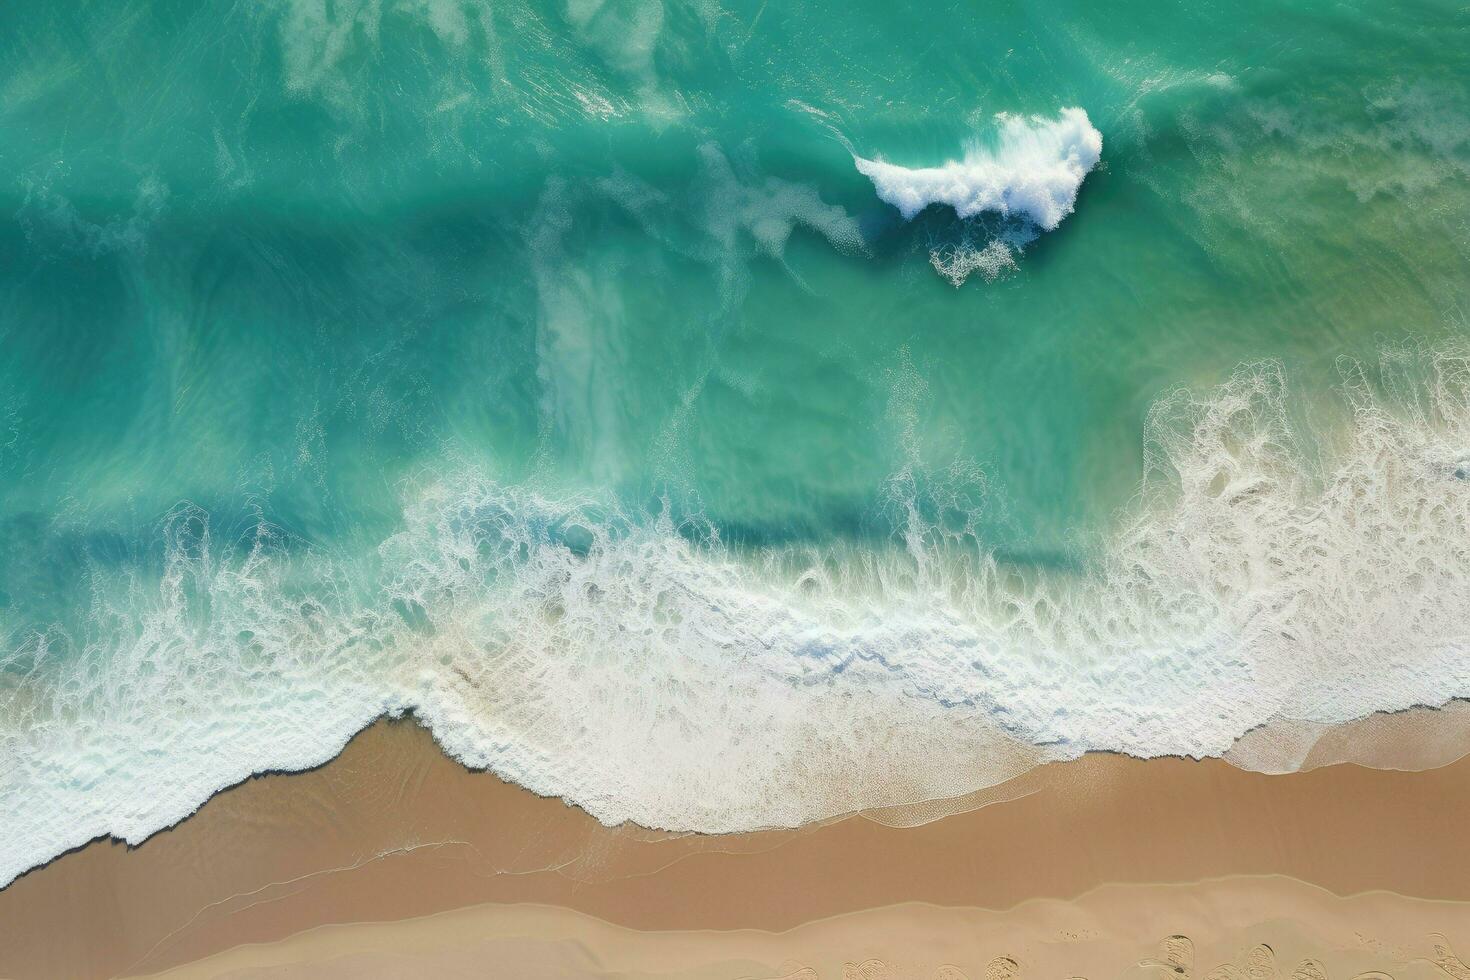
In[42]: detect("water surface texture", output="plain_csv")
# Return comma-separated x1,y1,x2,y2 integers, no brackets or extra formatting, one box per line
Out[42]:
1,0,1468,886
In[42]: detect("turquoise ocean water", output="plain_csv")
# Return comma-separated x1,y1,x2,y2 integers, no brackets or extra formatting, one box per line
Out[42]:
1,0,1468,885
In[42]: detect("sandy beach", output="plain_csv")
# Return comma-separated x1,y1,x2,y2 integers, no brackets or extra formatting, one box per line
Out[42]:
7,1,1470,976
136,883,1470,980
4,711,1470,979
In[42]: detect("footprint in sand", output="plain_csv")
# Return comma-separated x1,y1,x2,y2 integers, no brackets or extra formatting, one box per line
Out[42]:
1433,936,1470,980
761,969,818,980
1205,965,1248,980
1144,935,1196,977
843,960,892,980
1291,959,1329,980
1246,944,1280,980
1202,943,1276,980
986,956,1020,980
934,967,971,980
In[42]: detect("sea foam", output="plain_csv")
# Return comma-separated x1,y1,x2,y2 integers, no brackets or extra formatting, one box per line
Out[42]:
854,108,1102,227
5,348,1470,889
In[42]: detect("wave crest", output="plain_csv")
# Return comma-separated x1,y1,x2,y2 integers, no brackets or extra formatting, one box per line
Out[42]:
854,107,1102,228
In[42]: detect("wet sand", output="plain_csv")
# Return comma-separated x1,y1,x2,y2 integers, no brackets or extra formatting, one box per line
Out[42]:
3,712,1470,979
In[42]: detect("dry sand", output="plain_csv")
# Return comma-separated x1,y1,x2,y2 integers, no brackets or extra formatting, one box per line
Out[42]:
139,881,1470,980
2,711,1470,979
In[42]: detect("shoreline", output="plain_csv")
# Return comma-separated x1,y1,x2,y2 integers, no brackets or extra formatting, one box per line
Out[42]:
5,708,1470,977
10,695,1470,895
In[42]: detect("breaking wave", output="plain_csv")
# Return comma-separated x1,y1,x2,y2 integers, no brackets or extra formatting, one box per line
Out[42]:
854,108,1101,284
5,348,1470,888
854,108,1102,227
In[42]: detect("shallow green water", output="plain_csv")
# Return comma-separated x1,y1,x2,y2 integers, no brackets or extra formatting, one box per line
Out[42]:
1,0,1468,886
4,0,1465,561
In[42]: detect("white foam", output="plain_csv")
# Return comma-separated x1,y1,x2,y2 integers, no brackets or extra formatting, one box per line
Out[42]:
854,108,1102,227
930,240,1016,285
6,349,1470,889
